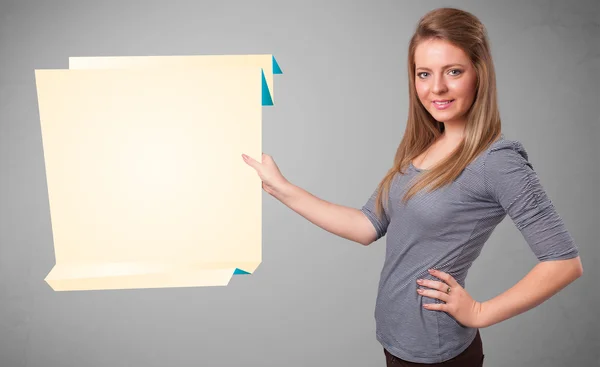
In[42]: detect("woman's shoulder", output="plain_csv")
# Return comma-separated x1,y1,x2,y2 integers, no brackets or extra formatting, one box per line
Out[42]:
462,134,528,177
485,135,531,168
488,134,527,155
481,135,537,198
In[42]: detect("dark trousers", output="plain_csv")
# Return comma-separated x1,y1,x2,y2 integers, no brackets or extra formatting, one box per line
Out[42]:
383,330,484,366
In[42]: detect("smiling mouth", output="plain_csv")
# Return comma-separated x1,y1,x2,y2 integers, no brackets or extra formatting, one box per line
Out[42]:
433,100,454,105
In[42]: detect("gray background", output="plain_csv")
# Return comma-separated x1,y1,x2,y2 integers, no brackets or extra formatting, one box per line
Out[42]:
0,0,598,366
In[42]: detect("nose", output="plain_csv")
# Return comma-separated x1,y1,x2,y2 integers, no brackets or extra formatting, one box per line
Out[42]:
432,75,448,94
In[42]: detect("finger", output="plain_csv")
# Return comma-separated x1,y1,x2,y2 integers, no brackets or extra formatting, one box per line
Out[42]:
423,303,447,311
428,269,459,287
242,154,261,168
418,288,450,302
417,279,447,292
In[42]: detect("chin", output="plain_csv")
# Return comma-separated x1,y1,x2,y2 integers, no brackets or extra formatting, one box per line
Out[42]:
430,111,459,121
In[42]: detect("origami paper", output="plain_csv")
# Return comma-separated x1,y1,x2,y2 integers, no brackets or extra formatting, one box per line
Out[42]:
35,60,280,291
68,54,283,105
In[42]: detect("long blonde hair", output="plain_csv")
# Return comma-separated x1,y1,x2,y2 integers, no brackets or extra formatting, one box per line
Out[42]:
374,7,503,219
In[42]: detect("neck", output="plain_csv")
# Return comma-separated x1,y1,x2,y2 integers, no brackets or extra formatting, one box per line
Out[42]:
440,122,466,143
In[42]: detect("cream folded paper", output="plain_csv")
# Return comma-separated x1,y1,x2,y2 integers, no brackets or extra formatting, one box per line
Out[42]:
35,55,281,291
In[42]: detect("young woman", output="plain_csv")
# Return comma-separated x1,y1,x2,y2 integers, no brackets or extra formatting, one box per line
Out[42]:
242,7,583,367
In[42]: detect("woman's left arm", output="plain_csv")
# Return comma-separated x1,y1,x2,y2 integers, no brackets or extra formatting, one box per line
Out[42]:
478,256,583,328
419,142,584,328
478,142,584,327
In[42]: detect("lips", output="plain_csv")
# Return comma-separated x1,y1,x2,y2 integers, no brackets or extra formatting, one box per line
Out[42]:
432,99,455,110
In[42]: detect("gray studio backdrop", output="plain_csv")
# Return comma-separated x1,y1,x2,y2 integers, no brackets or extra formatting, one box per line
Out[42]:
1,0,598,366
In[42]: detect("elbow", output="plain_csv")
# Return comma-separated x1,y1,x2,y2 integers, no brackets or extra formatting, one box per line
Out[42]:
357,237,372,246
540,255,583,280
575,257,584,278
565,256,584,279
360,232,380,246
569,255,584,278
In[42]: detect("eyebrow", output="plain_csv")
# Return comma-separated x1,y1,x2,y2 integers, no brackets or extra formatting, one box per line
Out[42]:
416,64,465,71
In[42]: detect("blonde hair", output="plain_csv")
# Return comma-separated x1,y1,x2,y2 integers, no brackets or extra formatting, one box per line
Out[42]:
374,7,503,219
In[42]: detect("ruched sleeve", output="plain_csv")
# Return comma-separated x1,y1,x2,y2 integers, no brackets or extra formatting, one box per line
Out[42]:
483,140,579,261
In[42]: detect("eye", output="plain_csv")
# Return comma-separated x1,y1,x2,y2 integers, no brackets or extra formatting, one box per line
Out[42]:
417,72,428,79
449,69,462,76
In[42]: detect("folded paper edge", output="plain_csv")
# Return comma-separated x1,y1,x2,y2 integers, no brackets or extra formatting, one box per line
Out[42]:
64,54,282,106
44,261,261,291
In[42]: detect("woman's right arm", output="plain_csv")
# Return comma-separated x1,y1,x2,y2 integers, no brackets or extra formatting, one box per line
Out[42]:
242,152,379,246
273,182,378,246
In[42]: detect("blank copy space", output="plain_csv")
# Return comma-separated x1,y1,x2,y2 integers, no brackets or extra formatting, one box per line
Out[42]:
35,66,264,290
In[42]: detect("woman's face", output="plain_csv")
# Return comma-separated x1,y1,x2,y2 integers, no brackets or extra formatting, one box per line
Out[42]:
414,39,477,125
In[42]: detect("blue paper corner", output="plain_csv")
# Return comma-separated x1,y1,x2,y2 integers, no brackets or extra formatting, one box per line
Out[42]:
233,268,250,275
261,69,273,106
272,56,282,74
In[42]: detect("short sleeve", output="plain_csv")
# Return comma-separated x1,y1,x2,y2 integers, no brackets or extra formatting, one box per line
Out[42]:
483,140,579,261
360,186,390,241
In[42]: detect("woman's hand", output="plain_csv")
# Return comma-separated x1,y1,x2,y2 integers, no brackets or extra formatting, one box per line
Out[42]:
417,269,485,328
242,153,290,197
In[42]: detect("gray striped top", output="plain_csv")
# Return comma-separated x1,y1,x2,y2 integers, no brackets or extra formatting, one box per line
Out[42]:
360,135,579,363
